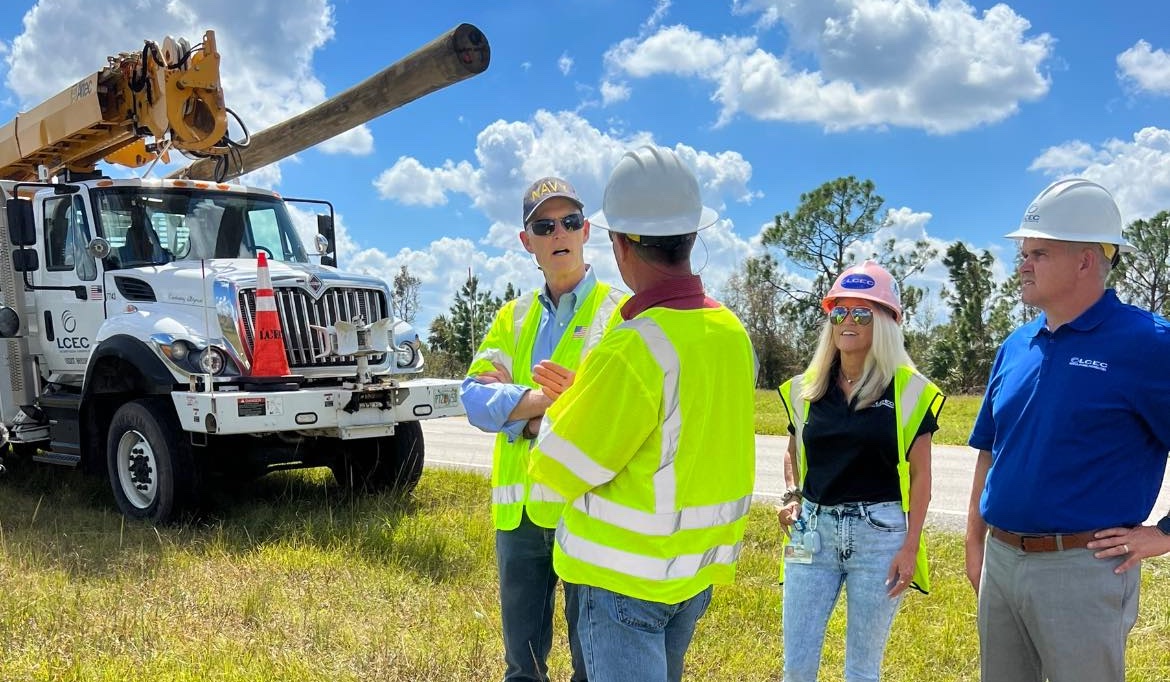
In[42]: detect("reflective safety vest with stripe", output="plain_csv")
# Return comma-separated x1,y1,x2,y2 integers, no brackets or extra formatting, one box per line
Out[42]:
468,283,626,531
778,365,944,592
530,305,757,604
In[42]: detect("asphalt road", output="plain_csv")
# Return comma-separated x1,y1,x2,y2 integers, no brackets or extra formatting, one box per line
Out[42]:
421,417,1170,533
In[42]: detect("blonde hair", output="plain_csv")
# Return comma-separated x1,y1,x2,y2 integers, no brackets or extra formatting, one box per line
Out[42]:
799,306,914,409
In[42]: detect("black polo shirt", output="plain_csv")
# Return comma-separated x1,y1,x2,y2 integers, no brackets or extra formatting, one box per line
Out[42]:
787,380,938,506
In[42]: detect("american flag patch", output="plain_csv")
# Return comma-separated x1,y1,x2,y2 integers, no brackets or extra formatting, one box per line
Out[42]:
572,325,587,339
89,285,104,301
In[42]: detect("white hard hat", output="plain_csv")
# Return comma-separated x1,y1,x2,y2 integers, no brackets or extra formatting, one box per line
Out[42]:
1004,178,1134,253
589,145,718,237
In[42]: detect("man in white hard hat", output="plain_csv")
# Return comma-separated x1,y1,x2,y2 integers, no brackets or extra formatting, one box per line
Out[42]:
965,178,1170,682
528,145,757,682
461,176,626,682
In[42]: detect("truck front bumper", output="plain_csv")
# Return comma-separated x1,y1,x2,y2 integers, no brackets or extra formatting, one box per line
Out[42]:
171,377,464,439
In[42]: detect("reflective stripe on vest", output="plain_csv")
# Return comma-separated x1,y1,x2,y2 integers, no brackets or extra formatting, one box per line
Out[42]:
557,525,743,582
571,492,754,536
535,429,618,488
493,482,563,505
469,294,538,377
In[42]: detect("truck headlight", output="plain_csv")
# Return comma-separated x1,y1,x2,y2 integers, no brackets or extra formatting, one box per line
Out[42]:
391,320,422,369
395,342,418,368
159,338,193,362
198,347,226,375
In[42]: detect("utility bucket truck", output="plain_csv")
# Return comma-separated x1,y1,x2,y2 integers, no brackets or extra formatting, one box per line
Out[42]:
0,24,489,522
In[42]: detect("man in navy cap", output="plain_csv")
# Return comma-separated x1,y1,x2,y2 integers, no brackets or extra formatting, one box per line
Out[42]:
461,175,626,681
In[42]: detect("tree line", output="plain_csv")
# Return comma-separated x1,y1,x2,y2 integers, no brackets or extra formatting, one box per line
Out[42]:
396,178,1170,395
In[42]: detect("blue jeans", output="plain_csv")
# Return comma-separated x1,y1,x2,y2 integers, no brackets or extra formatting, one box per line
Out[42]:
497,511,586,682
577,584,712,682
782,500,907,682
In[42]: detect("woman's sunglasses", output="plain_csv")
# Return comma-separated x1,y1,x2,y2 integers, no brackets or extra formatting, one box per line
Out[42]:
527,212,585,236
829,305,873,326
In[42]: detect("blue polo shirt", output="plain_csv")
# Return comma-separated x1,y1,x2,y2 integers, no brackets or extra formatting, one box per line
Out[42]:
969,289,1170,533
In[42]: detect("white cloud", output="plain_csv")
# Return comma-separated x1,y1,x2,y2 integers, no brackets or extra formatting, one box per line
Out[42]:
358,110,768,331
605,0,1053,133
1117,40,1170,95
4,0,372,184
600,80,632,105
558,52,574,76
374,110,760,228
646,0,673,30
1029,127,1170,222
372,156,476,207
358,109,953,333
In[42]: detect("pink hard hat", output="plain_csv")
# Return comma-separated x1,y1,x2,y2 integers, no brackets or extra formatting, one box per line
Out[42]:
821,260,903,323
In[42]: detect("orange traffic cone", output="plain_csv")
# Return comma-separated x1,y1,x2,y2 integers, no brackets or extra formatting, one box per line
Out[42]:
250,252,292,377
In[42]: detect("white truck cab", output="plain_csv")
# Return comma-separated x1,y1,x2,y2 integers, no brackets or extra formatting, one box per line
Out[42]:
0,177,463,522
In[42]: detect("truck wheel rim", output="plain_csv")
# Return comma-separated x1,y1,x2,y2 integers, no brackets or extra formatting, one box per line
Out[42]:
116,430,157,510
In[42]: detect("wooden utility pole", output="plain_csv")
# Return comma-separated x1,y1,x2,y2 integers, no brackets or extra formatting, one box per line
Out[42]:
172,23,489,183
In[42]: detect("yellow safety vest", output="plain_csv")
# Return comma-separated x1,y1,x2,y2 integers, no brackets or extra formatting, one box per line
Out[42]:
530,304,757,604
468,282,626,530
778,365,944,592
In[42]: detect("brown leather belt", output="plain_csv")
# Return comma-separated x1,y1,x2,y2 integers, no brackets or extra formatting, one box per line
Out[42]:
989,526,1097,552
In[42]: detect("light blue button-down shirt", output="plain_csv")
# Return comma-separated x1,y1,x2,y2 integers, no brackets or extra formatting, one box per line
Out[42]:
460,267,598,441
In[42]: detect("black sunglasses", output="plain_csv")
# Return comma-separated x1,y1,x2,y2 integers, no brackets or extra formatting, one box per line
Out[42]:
829,305,873,326
527,212,585,236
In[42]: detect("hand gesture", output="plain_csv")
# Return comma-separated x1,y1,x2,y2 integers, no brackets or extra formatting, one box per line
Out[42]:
1088,524,1170,574
532,360,575,401
474,361,513,385
776,501,801,541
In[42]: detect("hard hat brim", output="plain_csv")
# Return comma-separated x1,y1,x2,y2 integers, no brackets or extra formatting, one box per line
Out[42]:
588,206,718,236
1003,227,1136,253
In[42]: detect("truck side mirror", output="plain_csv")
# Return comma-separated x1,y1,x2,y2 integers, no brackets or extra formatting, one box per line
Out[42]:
87,237,112,259
0,307,19,338
317,213,336,267
317,213,334,245
12,248,39,272
6,199,36,246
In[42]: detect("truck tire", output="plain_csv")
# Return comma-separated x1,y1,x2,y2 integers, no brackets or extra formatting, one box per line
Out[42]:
331,421,425,495
106,399,197,523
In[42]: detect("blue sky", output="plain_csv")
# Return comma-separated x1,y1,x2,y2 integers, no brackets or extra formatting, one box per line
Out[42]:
2,0,1168,332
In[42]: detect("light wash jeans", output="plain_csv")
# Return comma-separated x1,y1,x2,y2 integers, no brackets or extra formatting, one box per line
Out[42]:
496,511,587,682
577,584,712,682
782,500,907,682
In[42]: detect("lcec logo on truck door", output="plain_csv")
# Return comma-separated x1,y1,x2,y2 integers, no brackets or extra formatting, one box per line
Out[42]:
56,309,90,350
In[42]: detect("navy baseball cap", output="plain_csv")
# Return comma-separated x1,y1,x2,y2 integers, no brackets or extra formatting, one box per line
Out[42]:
522,176,584,224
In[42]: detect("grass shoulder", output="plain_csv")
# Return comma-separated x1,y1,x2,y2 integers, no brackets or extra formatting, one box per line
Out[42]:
1,466,1167,680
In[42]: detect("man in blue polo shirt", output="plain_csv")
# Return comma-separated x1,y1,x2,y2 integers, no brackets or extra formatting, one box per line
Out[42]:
965,178,1170,682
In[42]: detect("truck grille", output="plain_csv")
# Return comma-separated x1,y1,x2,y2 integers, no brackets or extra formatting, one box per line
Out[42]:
238,287,389,368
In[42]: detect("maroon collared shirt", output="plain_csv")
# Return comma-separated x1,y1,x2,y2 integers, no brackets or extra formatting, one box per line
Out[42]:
620,275,720,320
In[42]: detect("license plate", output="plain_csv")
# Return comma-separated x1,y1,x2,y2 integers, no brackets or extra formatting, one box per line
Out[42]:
433,386,459,408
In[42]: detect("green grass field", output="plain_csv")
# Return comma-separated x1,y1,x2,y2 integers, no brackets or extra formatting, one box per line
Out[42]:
1,464,1168,681
755,389,981,446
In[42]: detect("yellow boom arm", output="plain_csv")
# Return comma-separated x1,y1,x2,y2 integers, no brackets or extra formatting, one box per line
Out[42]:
0,30,228,181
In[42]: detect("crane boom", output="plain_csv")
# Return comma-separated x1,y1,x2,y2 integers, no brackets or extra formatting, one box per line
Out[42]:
173,23,489,183
0,30,228,181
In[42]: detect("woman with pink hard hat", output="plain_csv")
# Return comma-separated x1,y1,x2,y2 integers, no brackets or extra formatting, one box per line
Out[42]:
775,260,945,682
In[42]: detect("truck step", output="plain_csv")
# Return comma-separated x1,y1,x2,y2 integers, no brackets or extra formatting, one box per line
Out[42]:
32,451,81,467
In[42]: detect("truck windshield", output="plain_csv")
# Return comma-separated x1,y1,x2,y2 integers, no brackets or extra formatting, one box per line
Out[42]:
93,187,310,268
